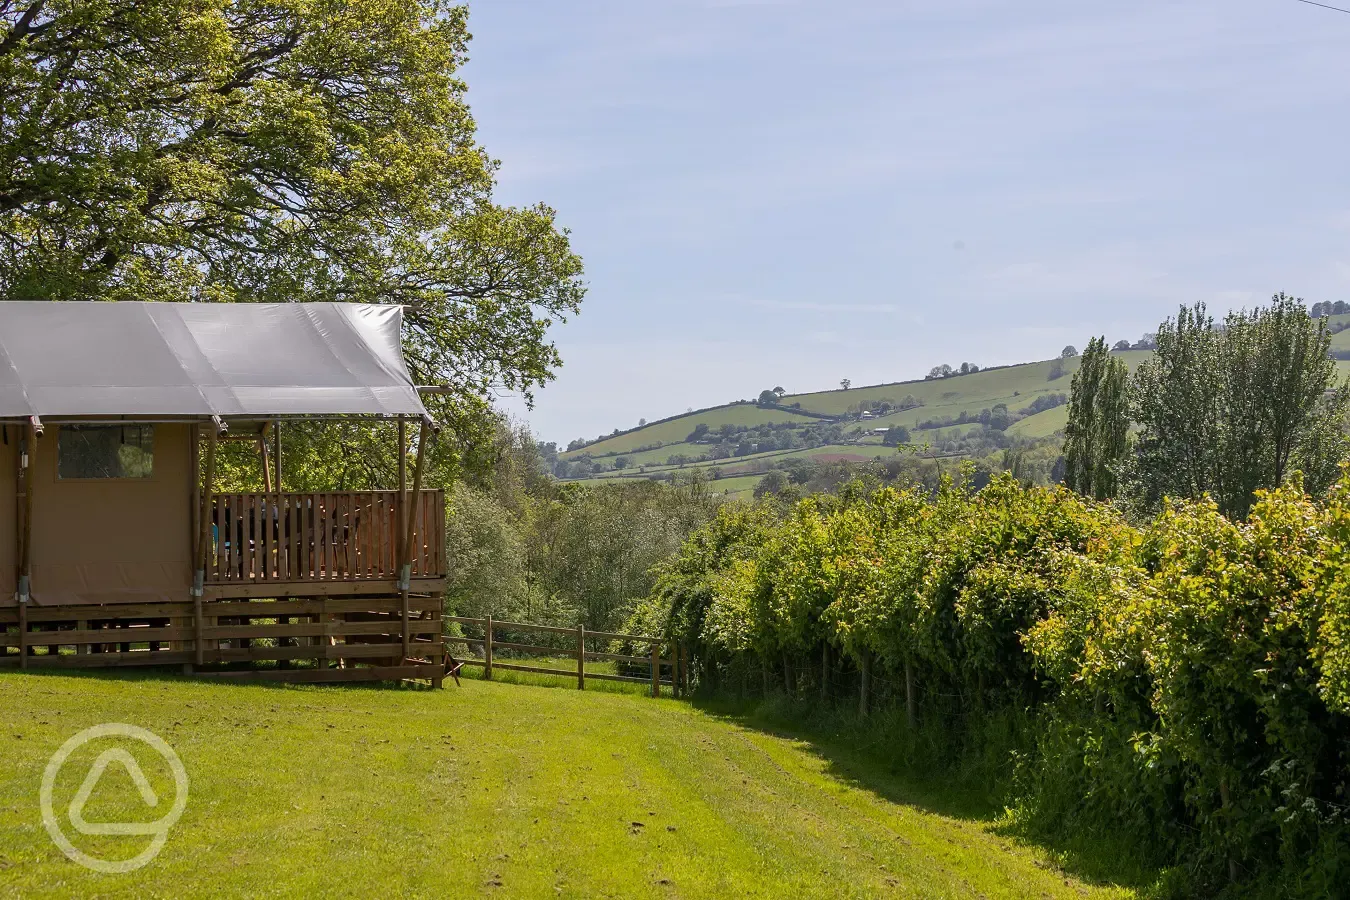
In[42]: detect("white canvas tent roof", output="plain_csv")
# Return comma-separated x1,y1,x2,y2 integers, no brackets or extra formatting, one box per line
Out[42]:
0,302,427,419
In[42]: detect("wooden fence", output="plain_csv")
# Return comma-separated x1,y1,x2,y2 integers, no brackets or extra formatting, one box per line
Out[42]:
444,615,688,697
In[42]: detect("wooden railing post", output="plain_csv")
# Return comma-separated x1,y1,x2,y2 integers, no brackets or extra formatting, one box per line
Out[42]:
577,624,585,690
650,644,660,698
484,615,493,680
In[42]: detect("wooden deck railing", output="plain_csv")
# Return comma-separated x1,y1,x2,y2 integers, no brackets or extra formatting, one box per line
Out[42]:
205,490,445,584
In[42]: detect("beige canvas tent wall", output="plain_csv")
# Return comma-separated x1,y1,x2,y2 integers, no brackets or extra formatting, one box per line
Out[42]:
0,302,447,684
22,423,192,608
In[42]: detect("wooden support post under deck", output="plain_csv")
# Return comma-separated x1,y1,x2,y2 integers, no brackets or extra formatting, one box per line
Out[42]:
16,601,26,668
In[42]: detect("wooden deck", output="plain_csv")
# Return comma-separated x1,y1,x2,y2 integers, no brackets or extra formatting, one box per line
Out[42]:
1,593,446,683
2,490,448,684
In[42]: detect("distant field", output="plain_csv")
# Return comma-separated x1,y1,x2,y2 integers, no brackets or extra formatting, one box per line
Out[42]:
563,405,813,459
799,443,896,462
1007,405,1070,438
607,441,701,467
707,474,761,496
907,422,985,444
780,356,1115,417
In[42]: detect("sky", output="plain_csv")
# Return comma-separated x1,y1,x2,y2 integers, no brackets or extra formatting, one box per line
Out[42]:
464,0,1350,446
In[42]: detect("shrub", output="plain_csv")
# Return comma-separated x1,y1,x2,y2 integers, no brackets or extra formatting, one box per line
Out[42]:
633,471,1350,893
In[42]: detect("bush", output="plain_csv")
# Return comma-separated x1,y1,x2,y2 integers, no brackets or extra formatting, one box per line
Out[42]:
633,472,1350,894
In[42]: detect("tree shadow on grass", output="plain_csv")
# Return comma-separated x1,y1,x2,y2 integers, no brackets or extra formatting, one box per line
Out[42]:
691,692,1164,896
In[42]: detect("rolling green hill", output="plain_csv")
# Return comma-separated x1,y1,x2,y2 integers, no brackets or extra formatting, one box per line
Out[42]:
557,349,1350,488
562,355,1108,462
557,353,1133,480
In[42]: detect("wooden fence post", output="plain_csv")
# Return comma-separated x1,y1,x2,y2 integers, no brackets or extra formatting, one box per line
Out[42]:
484,615,493,680
576,624,585,690
650,644,660,698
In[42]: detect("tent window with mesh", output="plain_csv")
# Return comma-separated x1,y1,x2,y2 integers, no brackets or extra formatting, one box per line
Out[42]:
57,425,155,480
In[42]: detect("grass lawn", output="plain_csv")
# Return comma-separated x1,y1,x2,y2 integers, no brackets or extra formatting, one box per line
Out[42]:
0,672,1131,899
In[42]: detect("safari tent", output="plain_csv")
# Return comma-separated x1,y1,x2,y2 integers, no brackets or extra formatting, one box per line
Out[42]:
0,302,447,684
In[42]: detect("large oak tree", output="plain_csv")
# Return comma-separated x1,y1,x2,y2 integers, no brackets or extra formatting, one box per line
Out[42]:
2,0,584,479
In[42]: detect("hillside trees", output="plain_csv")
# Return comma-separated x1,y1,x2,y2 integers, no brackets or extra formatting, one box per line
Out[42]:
1130,296,1348,518
1,0,584,478
1062,336,1129,500
881,425,910,446
445,421,719,629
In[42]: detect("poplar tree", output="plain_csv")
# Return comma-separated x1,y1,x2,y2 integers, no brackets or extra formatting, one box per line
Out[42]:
1062,336,1129,500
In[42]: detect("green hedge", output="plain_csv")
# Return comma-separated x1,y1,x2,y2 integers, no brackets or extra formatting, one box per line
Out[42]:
628,472,1350,895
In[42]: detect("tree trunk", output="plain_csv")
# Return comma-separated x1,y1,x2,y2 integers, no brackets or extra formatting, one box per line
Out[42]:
859,650,871,718
762,656,771,696
782,653,795,695
1219,778,1239,884
905,656,916,728
821,643,831,702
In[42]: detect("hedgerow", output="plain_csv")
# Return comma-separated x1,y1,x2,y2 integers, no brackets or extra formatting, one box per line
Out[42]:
633,471,1350,895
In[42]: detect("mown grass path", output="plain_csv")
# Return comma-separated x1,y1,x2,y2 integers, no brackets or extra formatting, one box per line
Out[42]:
0,673,1130,898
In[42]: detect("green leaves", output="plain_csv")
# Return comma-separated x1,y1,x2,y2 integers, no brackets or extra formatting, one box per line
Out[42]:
1128,296,1346,519
644,465,1350,889
1063,335,1129,501
2,1,585,457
